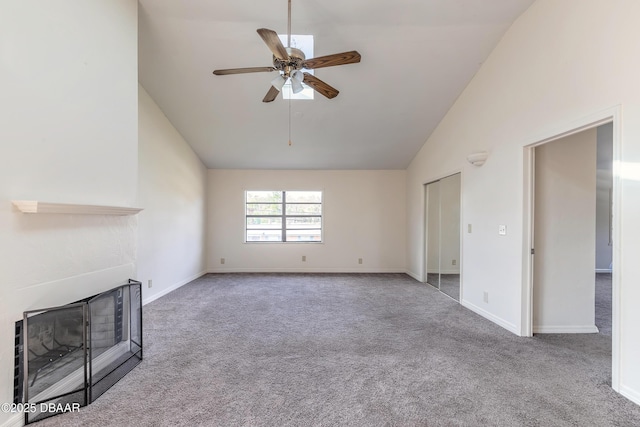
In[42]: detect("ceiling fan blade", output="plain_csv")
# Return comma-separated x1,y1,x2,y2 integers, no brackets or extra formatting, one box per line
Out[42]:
257,28,289,60
303,73,339,99
302,51,361,70
263,86,280,103
213,67,276,75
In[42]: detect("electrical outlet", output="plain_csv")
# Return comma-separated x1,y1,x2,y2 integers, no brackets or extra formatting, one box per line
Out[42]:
148,279,152,289
483,291,489,303
498,225,507,235
358,258,363,265
302,255,306,262
452,259,457,266
220,258,225,265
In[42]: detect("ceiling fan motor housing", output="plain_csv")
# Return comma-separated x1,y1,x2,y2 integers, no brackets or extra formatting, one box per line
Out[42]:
274,47,306,76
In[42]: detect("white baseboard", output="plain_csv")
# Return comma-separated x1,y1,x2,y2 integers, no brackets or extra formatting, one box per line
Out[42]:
595,269,612,273
460,300,519,335
142,271,206,306
533,325,599,334
405,270,422,282
207,268,406,274
620,384,640,407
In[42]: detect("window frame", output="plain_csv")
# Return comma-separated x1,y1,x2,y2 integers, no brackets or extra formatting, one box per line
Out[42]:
245,190,323,243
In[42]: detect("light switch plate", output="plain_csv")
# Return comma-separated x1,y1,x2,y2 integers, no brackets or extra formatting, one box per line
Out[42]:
498,225,507,235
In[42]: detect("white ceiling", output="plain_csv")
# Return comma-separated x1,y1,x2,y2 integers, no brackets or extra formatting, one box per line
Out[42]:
138,0,534,170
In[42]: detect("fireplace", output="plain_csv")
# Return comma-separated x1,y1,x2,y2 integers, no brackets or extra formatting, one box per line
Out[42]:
14,280,142,424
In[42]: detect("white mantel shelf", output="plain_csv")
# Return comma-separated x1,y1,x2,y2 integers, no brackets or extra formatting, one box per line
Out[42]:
12,200,143,215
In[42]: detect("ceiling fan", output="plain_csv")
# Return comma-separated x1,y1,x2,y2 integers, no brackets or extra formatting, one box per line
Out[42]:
212,0,361,102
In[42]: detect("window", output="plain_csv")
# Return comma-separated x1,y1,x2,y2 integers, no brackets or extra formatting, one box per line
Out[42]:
246,191,322,242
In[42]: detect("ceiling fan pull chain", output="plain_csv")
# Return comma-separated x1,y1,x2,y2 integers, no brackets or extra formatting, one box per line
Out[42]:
288,97,292,146
287,0,292,47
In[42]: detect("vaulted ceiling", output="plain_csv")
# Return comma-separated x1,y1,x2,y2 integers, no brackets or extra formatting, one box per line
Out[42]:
138,0,534,169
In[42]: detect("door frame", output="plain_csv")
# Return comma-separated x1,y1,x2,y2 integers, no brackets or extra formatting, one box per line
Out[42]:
522,105,622,391
423,179,441,289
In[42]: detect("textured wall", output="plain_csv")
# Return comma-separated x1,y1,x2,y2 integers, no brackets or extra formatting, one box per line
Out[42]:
406,0,640,403
0,1,138,423
137,85,208,304
208,169,406,273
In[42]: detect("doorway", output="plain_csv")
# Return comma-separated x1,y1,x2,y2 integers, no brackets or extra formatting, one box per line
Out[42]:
424,173,461,301
523,107,621,391
532,127,599,333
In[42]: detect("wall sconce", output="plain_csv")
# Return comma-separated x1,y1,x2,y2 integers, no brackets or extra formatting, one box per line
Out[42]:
467,151,488,166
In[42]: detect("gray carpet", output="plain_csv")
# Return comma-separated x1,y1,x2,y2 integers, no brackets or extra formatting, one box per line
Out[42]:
37,273,640,426
595,273,612,336
439,274,460,302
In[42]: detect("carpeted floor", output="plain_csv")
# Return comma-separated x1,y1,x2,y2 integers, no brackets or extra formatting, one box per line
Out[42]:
438,274,460,302
37,273,640,427
595,273,612,336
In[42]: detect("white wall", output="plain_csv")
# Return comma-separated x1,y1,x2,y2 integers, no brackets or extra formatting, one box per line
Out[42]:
406,0,640,404
137,85,208,305
208,170,406,272
533,129,597,333
596,123,613,271
0,1,138,425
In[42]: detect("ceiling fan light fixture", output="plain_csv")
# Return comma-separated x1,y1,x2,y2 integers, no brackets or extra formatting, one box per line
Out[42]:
271,75,287,91
211,0,361,105
292,70,304,82
291,71,304,94
291,79,304,94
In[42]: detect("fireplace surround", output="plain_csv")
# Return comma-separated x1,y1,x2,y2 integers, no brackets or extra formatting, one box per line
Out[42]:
14,279,142,424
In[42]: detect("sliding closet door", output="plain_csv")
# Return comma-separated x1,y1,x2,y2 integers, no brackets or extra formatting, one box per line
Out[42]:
424,174,461,301
425,181,441,289
439,173,461,301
